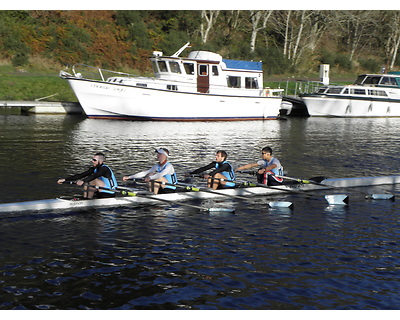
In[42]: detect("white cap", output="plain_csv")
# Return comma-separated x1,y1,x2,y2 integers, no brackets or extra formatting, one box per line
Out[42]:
155,148,169,157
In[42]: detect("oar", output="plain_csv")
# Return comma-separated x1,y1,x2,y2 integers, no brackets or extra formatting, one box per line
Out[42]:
168,181,249,200
271,173,395,201
198,175,349,206
62,181,146,197
189,175,295,207
237,171,394,202
123,180,235,212
63,181,232,212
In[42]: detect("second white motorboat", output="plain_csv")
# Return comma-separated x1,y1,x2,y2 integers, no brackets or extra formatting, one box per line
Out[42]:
301,73,400,117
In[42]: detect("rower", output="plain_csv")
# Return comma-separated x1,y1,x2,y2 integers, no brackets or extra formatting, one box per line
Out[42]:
123,148,178,194
189,150,236,190
57,152,118,199
236,146,284,186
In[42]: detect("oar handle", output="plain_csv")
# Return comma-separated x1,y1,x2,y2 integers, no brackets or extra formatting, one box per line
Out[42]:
91,185,137,196
236,170,257,176
237,170,314,184
61,180,76,184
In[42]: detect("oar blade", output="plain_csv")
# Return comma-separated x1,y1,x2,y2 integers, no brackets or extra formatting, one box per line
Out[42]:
366,194,395,200
208,207,235,213
325,194,349,205
268,201,293,208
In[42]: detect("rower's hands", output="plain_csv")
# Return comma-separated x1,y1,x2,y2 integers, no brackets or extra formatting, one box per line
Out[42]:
76,180,84,186
57,179,84,185
122,176,130,181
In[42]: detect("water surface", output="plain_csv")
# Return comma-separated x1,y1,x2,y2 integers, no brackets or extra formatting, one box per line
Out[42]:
1,115,400,309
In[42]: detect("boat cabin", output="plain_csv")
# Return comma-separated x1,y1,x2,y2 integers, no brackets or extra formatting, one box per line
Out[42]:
316,85,389,97
149,49,265,96
104,43,282,97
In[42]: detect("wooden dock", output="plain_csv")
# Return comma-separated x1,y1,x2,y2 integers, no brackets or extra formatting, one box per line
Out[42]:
0,101,83,115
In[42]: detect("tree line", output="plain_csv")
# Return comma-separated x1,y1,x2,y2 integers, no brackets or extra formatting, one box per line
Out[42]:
1,10,399,75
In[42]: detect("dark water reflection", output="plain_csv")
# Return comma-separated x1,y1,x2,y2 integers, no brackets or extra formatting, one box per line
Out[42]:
1,115,400,309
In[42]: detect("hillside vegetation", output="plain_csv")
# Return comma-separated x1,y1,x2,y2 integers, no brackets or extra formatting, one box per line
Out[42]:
0,10,399,101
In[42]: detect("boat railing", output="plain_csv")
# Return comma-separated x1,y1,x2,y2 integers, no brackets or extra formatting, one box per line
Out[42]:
282,80,325,96
266,80,349,96
71,64,140,81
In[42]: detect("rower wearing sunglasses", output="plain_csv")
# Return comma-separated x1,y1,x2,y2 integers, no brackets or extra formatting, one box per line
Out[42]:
57,152,118,199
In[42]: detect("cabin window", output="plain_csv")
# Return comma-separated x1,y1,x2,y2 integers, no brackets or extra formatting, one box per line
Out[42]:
183,63,195,75
380,77,397,86
167,85,178,91
151,61,159,73
245,77,259,89
212,65,219,76
352,88,366,95
169,61,181,74
199,64,208,76
158,61,168,72
362,76,380,85
317,87,327,93
136,83,147,88
326,87,342,94
227,76,241,88
368,89,387,96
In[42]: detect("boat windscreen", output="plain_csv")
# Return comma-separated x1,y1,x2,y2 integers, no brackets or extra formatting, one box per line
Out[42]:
354,75,367,84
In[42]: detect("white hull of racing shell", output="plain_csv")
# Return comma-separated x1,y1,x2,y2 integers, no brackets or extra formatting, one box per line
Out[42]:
1,175,400,213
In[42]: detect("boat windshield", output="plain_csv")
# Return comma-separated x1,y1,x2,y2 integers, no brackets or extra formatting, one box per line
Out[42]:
356,76,381,85
354,75,368,84
354,75,400,87
380,77,398,86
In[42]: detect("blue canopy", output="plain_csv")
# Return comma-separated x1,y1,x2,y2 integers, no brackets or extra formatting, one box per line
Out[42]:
222,59,262,71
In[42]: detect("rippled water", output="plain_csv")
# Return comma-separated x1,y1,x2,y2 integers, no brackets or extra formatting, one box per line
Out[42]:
1,115,400,309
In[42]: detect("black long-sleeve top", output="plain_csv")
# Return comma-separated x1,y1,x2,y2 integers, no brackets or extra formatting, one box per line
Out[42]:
190,161,233,176
65,165,113,183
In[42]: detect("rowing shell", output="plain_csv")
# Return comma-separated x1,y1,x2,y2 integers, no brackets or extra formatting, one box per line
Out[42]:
0,185,305,213
0,175,399,213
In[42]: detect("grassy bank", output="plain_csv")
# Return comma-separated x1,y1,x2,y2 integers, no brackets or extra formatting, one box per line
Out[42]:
0,70,78,102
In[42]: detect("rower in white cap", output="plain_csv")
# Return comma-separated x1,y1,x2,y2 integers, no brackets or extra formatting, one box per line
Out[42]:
123,147,178,194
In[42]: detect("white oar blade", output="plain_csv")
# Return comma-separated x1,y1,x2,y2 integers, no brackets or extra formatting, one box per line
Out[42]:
325,194,349,205
268,201,293,208
366,194,395,200
208,207,235,213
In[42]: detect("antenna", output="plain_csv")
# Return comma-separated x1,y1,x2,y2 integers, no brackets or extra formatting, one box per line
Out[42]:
172,42,191,57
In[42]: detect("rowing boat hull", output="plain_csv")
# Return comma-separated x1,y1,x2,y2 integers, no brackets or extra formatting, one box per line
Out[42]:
1,175,399,213
0,185,313,213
